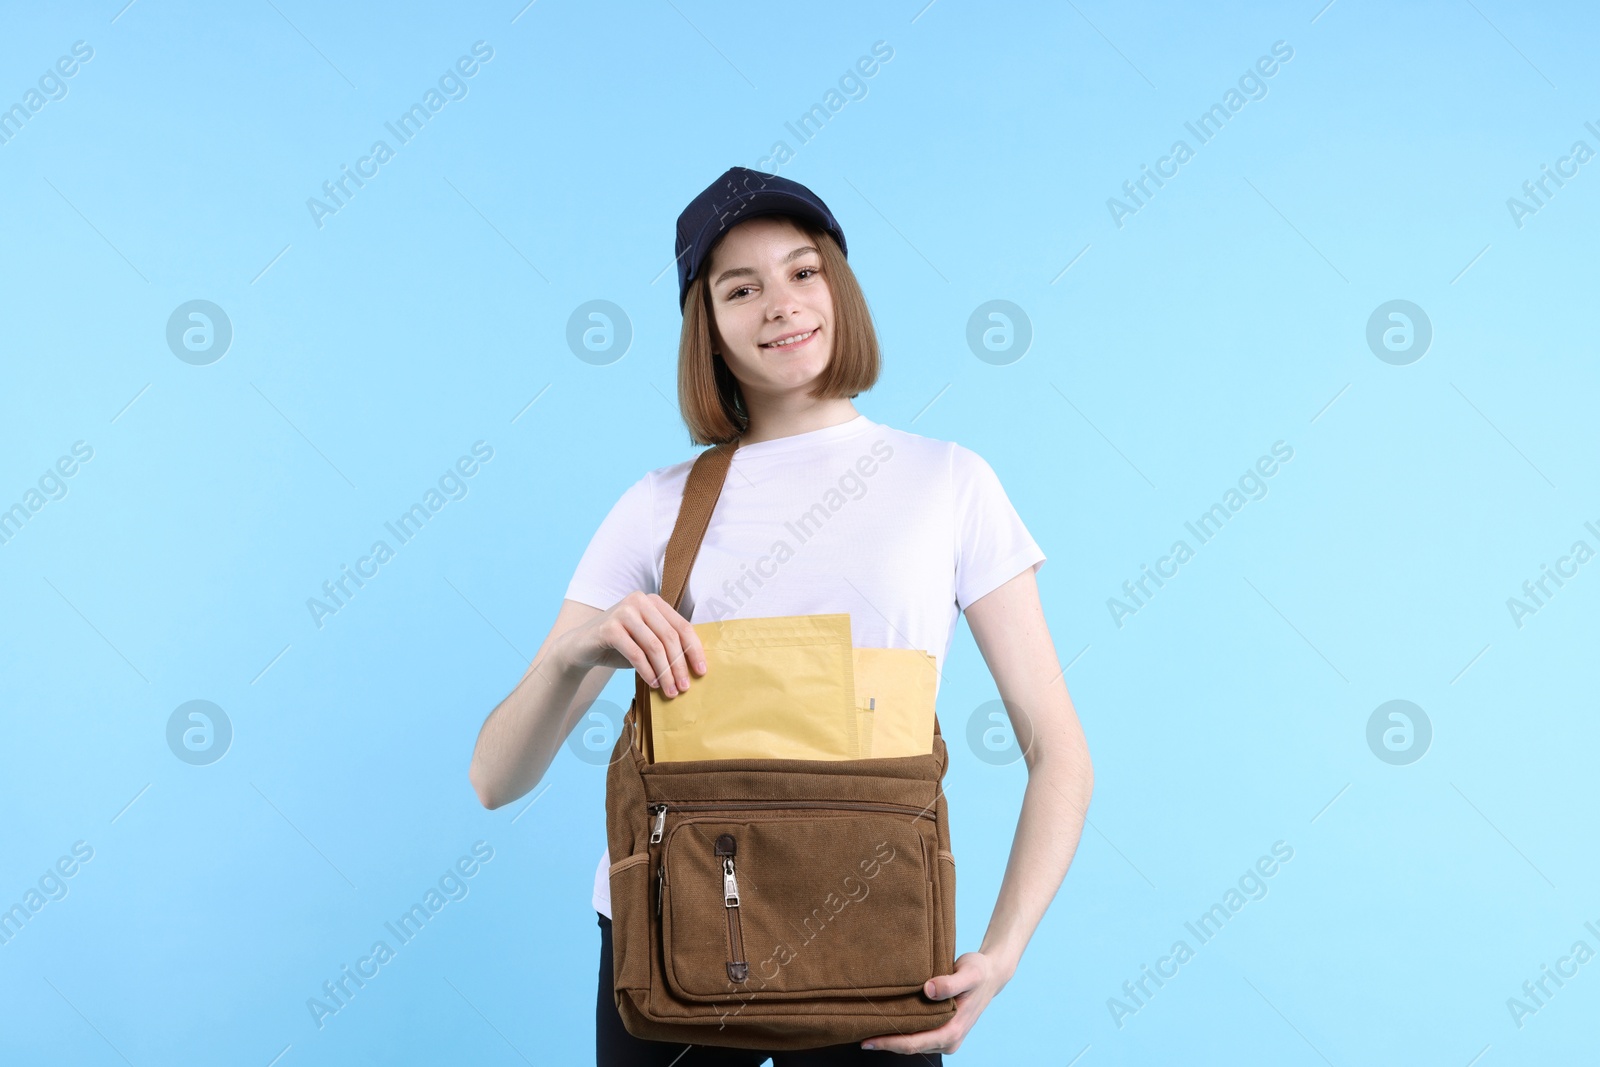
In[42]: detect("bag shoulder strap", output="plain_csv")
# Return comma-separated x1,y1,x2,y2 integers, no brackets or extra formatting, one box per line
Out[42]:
632,441,737,761
660,442,739,611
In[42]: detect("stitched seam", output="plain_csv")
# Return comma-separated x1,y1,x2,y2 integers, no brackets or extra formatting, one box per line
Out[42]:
609,852,649,876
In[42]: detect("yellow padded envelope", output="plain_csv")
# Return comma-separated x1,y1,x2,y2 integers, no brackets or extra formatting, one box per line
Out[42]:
850,646,938,759
649,613,937,763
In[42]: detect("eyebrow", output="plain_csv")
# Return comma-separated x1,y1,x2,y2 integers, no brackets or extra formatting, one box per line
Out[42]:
711,245,820,288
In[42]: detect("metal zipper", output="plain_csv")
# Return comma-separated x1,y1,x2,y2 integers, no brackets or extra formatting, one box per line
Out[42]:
715,833,748,983
647,798,929,820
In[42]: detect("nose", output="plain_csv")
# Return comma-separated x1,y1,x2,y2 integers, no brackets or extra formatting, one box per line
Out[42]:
763,279,802,319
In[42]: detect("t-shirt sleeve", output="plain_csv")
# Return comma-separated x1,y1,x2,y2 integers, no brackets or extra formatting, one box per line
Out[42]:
563,472,657,610
951,444,1047,612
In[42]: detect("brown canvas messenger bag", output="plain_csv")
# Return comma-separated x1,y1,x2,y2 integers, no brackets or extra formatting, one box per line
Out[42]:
603,440,958,1050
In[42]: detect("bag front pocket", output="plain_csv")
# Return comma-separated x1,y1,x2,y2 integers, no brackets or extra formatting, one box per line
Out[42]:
657,802,936,1002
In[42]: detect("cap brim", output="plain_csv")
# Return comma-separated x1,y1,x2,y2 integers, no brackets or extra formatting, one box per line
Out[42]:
684,190,832,287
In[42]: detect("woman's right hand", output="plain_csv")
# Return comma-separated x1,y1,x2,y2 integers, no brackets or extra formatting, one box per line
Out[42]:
556,591,707,698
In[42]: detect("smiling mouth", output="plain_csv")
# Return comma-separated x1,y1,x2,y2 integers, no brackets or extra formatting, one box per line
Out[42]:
760,328,817,349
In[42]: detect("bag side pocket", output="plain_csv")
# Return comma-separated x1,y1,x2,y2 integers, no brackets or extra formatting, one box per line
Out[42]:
608,852,652,991
936,850,957,975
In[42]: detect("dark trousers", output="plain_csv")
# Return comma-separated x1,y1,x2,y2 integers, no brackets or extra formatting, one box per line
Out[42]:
596,914,944,1066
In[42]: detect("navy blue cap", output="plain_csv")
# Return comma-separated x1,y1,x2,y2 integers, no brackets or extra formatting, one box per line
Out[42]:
675,167,847,311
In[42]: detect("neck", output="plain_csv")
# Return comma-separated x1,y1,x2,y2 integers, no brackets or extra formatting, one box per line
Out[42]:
738,398,861,446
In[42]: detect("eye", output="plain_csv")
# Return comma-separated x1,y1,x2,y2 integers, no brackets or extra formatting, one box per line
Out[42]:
727,284,752,300
795,266,819,280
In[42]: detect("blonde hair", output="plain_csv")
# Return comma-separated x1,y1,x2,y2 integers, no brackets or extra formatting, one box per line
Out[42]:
677,221,879,446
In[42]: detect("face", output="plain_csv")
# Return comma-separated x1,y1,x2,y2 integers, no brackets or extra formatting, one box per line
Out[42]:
704,216,834,403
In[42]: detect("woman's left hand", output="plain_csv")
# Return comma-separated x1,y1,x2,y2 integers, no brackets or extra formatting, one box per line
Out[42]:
859,950,1007,1055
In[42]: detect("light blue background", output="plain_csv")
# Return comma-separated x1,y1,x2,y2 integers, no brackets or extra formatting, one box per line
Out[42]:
2,1,1596,1063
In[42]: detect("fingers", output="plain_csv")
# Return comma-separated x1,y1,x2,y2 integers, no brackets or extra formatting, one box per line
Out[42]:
924,967,980,1001
618,611,682,697
594,593,706,698
860,1018,962,1054
656,595,708,676
607,594,699,697
861,958,986,1050
886,954,1000,1051
637,594,707,694
645,596,706,693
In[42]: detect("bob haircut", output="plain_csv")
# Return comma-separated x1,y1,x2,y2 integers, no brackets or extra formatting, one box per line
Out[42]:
678,219,880,446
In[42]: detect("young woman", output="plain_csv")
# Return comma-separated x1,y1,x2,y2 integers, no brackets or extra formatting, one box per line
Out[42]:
470,168,1094,1064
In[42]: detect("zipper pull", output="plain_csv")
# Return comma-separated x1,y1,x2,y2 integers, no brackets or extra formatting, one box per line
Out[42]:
649,804,667,844
715,833,740,907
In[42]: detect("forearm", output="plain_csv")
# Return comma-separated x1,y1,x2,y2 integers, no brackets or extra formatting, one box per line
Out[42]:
469,638,593,809
976,731,1093,983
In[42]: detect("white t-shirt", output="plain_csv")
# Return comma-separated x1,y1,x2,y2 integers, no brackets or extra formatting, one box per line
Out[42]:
561,414,1046,917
